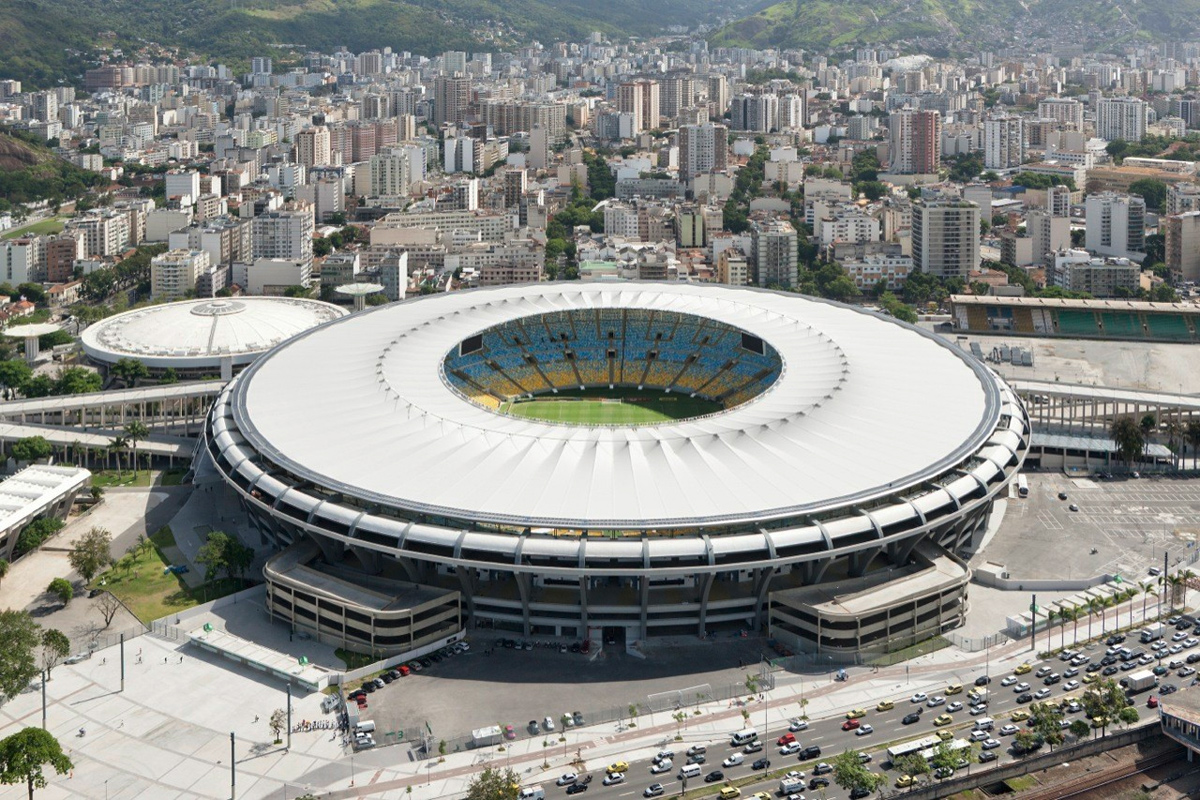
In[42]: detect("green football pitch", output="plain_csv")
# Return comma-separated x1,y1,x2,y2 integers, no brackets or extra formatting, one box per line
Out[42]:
503,388,721,425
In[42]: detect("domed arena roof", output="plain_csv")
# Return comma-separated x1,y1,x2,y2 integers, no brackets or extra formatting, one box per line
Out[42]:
81,297,346,371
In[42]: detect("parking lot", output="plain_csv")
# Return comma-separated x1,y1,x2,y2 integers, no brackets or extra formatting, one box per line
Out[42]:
346,636,770,754
979,472,1200,582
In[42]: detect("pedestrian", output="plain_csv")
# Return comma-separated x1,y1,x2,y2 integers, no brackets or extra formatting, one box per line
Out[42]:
163,657,168,664
101,657,106,665
179,656,184,664
254,715,259,723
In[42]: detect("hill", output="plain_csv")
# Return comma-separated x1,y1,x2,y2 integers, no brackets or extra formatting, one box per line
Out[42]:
0,0,755,88
0,128,105,211
710,0,1200,54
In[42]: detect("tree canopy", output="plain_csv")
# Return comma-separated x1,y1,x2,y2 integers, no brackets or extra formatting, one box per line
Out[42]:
0,611,42,702
465,767,521,800
68,527,112,584
0,727,73,799
1110,416,1146,467
196,531,255,584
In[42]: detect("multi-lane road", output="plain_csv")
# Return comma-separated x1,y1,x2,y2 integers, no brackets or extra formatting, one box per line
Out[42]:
534,636,1184,800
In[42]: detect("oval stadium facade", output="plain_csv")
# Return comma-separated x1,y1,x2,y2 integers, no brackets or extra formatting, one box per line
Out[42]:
204,283,1029,656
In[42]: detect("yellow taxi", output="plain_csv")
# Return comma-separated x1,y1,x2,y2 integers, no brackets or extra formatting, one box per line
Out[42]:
945,683,963,695
936,729,954,741
895,775,914,788
1014,663,1033,675
933,714,953,726
1010,709,1030,722
876,700,895,712
719,787,741,800
846,708,867,720
1083,673,1099,684
606,762,628,775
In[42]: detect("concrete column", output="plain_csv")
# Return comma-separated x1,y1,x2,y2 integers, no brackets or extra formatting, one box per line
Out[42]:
697,573,715,637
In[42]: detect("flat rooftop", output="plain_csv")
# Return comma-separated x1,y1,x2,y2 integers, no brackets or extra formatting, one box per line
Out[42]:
0,464,90,530
772,545,966,616
949,295,1200,314
268,542,455,612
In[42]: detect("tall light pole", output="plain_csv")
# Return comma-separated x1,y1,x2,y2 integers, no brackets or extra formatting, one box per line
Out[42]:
40,670,46,729
286,685,292,751
230,732,236,799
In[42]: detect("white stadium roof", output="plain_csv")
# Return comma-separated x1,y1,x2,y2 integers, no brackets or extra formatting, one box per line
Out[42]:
80,298,346,370
232,283,1002,528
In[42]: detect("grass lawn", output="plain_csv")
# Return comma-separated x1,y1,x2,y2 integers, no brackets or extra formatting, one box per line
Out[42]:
505,387,721,425
3,218,64,239
91,526,242,623
92,468,187,488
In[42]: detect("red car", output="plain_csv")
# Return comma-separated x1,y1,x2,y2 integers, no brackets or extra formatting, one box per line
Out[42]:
777,733,796,746
398,665,410,677
1148,696,1159,708
841,719,860,731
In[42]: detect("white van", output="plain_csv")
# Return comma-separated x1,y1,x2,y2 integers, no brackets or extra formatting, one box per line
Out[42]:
973,717,994,731
518,786,545,800
678,764,702,780
730,728,758,746
355,720,376,734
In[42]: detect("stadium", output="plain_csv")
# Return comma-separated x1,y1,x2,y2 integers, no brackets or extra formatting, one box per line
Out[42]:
203,283,1030,657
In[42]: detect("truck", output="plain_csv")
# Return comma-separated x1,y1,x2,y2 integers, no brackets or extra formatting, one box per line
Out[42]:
779,777,806,795
1125,669,1158,694
967,688,990,704
472,725,502,747
518,786,545,800
1140,624,1165,643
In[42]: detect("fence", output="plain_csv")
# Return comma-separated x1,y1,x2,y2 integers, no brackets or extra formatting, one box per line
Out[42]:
943,631,1010,653
891,723,1164,800
84,621,149,652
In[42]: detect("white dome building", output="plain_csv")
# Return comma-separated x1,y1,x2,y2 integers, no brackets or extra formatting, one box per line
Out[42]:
81,297,346,379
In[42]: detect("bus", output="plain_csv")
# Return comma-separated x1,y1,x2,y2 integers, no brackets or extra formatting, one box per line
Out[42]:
886,736,941,763
886,737,970,765
1017,475,1029,498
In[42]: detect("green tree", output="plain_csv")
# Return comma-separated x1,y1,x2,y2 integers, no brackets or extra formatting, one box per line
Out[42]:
1029,702,1065,750
929,740,960,777
110,357,149,386
10,437,51,463
0,727,73,799
15,518,63,556
0,361,32,396
1128,179,1168,212
158,367,179,385
0,559,8,588
465,766,521,800
67,526,111,584
107,435,128,475
52,367,101,395
123,420,149,477
1082,678,1128,737
39,630,69,679
894,752,931,786
46,579,72,607
831,749,881,794
1069,718,1091,740
0,611,41,702
196,531,255,585
1117,705,1139,727
1013,730,1040,756
269,708,286,744
1110,416,1145,468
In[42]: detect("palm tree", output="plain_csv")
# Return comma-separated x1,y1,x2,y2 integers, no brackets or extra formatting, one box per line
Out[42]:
1140,580,1155,624
1045,608,1058,651
1122,587,1138,628
1185,420,1200,468
1060,606,1076,649
1068,604,1082,646
1177,570,1196,610
1086,597,1101,640
123,420,150,477
1100,596,1115,632
108,435,129,475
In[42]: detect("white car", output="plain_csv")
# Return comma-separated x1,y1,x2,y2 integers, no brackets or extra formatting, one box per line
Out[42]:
1173,631,1188,642
788,719,809,732
1170,644,1185,655
1063,667,1079,678
557,774,578,786
64,654,87,665
1067,700,1082,713
982,738,1001,750
999,724,1019,736
910,692,928,703
969,730,989,742
1014,682,1031,692
784,771,806,782
1000,676,1018,686
1185,638,1198,648
1064,680,1080,691
651,760,672,774
969,705,989,715
946,701,963,713
779,742,801,756
1033,688,1052,700
543,716,556,732
855,724,874,736
603,773,625,786
723,754,744,768
927,696,946,707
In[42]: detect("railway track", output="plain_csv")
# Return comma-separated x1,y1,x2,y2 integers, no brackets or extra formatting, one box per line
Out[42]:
1017,748,1181,800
